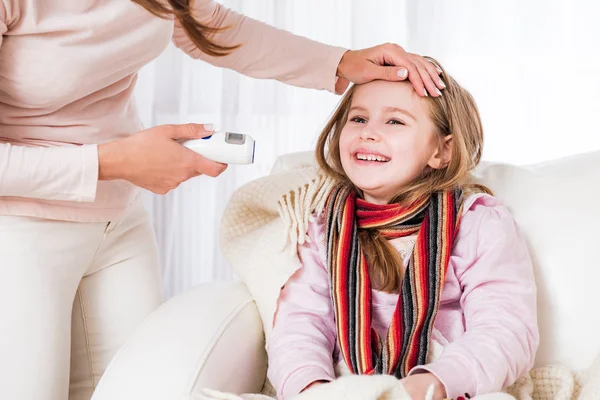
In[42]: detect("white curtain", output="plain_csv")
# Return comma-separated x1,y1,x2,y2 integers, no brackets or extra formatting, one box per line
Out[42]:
134,0,600,299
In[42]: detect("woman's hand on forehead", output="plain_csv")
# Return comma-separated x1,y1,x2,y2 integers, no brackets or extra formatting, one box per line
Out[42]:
336,43,445,98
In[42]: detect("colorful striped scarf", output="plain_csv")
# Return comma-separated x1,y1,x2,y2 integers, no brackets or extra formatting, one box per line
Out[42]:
325,184,464,378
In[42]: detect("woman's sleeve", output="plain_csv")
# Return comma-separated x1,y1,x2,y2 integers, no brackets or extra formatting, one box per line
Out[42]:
172,0,348,93
0,143,99,202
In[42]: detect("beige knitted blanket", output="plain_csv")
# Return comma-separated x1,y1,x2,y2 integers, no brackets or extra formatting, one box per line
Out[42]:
218,165,600,400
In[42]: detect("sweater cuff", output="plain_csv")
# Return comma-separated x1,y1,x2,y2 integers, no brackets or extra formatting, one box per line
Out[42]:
325,47,350,94
78,144,99,202
408,357,477,400
281,366,334,400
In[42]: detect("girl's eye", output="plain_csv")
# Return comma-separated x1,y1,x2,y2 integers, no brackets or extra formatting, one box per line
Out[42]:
350,116,367,124
387,119,405,125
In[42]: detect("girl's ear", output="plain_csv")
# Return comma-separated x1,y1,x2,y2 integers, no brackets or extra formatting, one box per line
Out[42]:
428,135,452,169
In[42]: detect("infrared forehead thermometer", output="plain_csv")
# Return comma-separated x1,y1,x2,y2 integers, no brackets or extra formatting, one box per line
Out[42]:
180,131,255,165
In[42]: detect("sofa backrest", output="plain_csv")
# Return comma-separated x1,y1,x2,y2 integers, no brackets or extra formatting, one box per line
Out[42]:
475,150,600,370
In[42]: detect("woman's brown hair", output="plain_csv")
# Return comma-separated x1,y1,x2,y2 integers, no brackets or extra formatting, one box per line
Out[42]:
132,0,240,57
315,57,491,292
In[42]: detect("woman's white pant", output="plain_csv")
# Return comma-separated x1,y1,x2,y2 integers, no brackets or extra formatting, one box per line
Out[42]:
0,203,162,400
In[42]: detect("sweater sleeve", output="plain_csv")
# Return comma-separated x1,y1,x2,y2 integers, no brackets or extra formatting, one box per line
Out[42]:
171,0,348,93
0,143,99,202
266,216,337,400
408,199,539,399
0,6,98,202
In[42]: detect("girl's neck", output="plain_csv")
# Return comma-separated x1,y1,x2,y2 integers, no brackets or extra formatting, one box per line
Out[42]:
362,193,390,205
359,188,397,205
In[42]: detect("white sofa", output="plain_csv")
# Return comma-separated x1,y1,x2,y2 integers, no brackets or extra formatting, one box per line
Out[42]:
91,150,600,400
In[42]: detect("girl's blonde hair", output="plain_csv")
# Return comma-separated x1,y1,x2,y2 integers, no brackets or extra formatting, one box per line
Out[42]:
315,57,491,292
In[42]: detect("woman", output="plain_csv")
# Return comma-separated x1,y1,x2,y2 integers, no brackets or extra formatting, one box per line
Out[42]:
0,1,445,399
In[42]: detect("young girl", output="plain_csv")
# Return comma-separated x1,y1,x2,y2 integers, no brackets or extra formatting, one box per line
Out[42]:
266,58,539,400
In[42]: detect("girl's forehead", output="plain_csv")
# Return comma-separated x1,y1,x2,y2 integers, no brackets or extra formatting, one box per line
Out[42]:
350,81,427,115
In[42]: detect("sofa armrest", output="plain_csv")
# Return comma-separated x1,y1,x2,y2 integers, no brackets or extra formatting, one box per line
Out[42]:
92,281,267,400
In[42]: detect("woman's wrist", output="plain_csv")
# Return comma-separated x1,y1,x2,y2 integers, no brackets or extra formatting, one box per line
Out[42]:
98,141,123,181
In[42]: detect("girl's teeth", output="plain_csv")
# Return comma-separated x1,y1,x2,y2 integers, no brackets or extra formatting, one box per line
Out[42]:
357,153,388,162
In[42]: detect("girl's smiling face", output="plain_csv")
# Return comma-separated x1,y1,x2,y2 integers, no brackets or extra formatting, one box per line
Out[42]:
339,80,451,204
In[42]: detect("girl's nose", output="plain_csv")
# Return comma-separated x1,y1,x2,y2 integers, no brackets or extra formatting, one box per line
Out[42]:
359,125,380,142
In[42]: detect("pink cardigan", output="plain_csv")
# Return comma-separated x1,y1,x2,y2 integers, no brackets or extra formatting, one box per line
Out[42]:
0,0,347,221
266,193,539,400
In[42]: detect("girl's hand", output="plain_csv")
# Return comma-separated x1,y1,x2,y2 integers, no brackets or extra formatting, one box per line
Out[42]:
98,123,227,195
400,372,447,400
336,43,445,97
